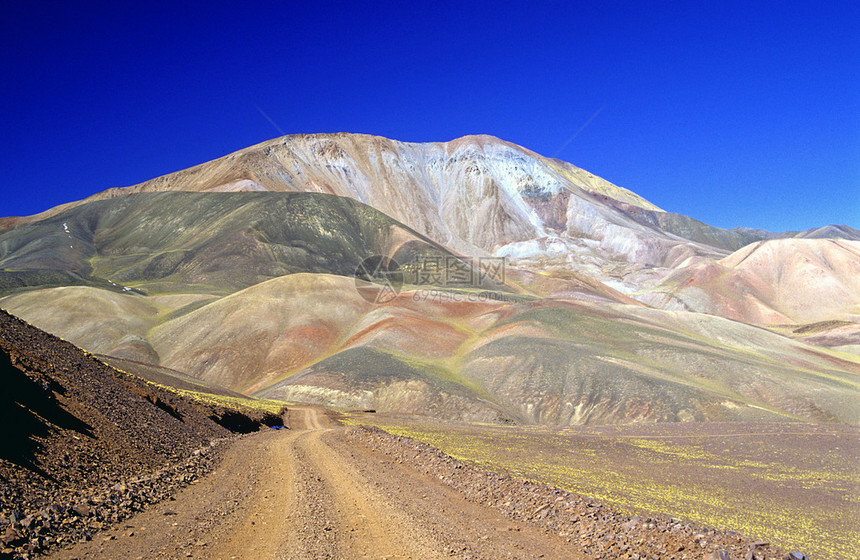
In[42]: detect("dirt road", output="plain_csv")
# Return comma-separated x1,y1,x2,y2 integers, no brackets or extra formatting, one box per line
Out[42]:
49,408,583,559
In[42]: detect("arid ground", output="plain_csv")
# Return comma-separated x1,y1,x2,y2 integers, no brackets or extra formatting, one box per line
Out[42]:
346,413,860,559
36,407,854,560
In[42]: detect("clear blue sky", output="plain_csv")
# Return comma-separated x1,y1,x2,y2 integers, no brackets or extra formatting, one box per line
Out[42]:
2,1,857,231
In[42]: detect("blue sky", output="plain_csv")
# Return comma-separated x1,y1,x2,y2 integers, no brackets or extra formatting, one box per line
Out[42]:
2,1,857,231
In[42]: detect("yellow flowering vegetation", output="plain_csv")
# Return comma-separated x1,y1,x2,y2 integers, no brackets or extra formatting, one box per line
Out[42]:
344,415,859,559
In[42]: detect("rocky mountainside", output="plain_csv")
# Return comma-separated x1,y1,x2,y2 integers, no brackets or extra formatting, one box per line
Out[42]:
1,133,858,424
4,133,854,309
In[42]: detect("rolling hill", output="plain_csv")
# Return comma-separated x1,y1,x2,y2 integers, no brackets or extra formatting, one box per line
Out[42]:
639,238,860,325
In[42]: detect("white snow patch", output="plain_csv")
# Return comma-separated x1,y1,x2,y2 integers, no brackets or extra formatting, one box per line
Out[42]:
496,239,544,259
495,236,576,259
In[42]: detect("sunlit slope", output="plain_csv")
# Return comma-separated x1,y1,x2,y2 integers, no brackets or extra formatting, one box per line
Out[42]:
0,134,657,245
1,135,857,424
252,281,859,424
148,274,374,391
454,301,859,424
3,133,856,317
0,286,164,362
3,271,857,424
641,239,860,324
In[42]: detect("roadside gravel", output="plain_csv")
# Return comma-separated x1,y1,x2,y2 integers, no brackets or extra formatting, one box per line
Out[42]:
346,425,800,560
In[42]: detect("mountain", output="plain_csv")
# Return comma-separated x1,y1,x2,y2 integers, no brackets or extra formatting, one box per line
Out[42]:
4,269,857,425
0,134,783,287
5,132,853,302
1,133,858,425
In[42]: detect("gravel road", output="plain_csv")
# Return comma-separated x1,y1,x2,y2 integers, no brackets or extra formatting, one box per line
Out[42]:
48,407,584,559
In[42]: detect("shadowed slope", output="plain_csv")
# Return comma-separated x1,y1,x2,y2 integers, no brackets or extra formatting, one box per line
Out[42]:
0,308,254,487
0,191,498,297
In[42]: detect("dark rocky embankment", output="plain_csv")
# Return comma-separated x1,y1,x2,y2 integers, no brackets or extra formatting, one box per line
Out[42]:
0,309,285,558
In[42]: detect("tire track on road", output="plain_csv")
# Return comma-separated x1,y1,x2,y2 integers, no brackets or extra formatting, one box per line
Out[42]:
48,407,584,559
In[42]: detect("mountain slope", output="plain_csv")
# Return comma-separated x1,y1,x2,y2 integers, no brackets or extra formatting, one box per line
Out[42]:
4,133,855,302
0,133,777,287
0,307,288,555
0,191,504,297
5,272,857,425
640,239,860,324
258,282,860,424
